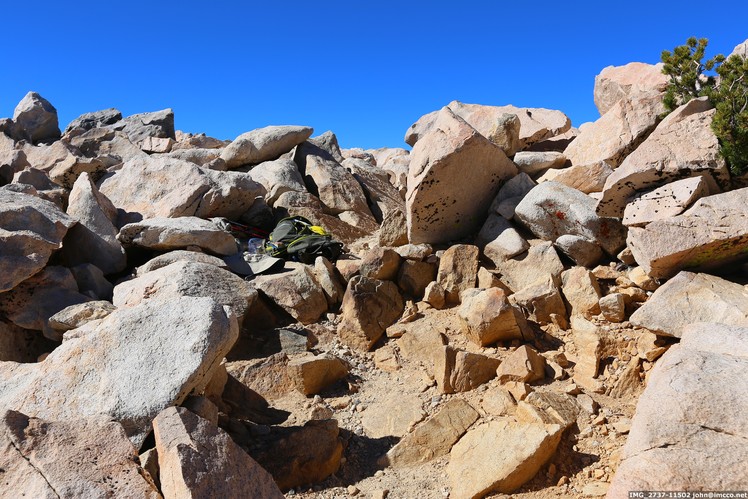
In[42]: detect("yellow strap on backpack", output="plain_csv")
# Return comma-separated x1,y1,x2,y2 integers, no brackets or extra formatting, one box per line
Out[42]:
309,225,327,235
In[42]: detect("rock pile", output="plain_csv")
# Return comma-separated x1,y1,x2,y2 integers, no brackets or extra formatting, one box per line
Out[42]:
2,40,748,498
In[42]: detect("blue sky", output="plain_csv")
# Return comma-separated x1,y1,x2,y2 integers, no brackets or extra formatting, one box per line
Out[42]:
2,1,747,150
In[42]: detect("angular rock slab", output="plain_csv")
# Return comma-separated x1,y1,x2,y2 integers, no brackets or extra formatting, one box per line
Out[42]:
153,406,283,499
405,107,517,244
0,188,76,292
608,323,748,495
627,188,748,279
0,410,160,498
118,216,238,256
247,158,307,205
597,97,728,217
593,62,668,116
0,296,238,448
446,419,562,498
254,263,328,325
514,181,627,256
11,91,61,144
338,276,404,351
220,125,313,169
629,271,748,338
622,175,709,227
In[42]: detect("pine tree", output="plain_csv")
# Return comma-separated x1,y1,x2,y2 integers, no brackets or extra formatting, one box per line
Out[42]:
660,37,723,112
708,53,748,175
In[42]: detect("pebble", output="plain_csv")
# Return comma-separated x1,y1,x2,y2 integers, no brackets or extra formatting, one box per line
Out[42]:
347,485,360,495
557,476,570,486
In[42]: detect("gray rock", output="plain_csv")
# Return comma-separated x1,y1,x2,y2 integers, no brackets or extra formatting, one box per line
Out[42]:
48,301,116,333
247,158,307,205
406,107,517,244
622,176,709,227
608,323,748,495
118,216,237,256
11,92,60,144
136,250,228,275
113,108,175,144
60,172,127,275
0,187,76,292
514,181,627,256
495,241,564,292
165,147,222,167
69,263,114,300
64,108,122,134
477,214,529,265
343,157,405,223
512,151,566,176
537,160,613,194
221,125,313,169
254,263,329,324
554,234,603,268
0,296,238,448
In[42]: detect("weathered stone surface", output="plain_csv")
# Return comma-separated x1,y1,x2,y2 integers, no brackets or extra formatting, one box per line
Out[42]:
594,62,669,115
153,406,283,499
48,300,116,333
360,396,425,439
538,160,613,194
113,108,175,144
165,147,221,167
477,214,529,265
60,172,127,274
0,411,160,498
0,266,91,341
554,234,604,268
597,98,728,217
359,247,402,281
436,244,479,304
496,345,547,384
0,188,76,292
513,151,566,176
303,154,373,217
221,125,313,169
378,208,408,247
599,293,626,322
19,140,107,190
515,181,627,256
564,91,664,168
608,323,748,495
254,263,328,325
70,263,114,300
343,157,405,223
423,281,446,309
406,101,571,150
441,348,501,393
98,155,264,224
64,107,122,133
0,297,237,448
627,189,748,279
288,354,348,396
561,266,602,317
338,276,404,351
510,275,567,325
118,216,237,255
459,288,525,346
521,391,582,429
0,320,55,363
447,419,563,497
629,271,748,338
11,92,60,144
313,256,345,309
406,107,517,244
253,419,343,491
114,260,257,324
490,172,537,219
382,399,479,468
570,316,627,393
371,147,410,195
397,259,437,299
622,175,708,227
140,136,174,154
496,241,564,292
136,250,228,275
247,158,307,205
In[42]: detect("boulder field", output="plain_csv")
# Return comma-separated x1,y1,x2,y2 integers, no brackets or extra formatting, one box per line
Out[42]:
2,41,748,499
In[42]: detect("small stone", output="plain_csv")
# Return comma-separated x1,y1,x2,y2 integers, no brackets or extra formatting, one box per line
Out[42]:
347,485,360,495
557,476,570,486
599,293,626,322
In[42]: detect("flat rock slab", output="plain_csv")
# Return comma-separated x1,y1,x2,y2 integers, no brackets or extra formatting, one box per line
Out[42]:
220,125,313,168
0,296,237,448
0,410,160,498
118,216,238,256
622,175,709,227
153,406,283,499
608,323,748,495
627,188,748,279
629,271,748,338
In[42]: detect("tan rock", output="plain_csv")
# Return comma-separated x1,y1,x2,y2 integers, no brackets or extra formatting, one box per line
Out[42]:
140,136,174,153
627,266,659,291
609,357,643,399
554,234,604,268
288,354,348,396
382,399,479,467
593,62,669,115
561,266,602,317
512,151,566,176
480,387,517,416
436,244,479,304
510,276,567,325
373,345,401,372
226,354,293,401
360,396,425,438
599,293,626,322
436,346,501,393
338,276,404,351
597,97,728,217
397,259,437,299
607,323,748,495
522,391,582,429
254,263,329,325
0,410,160,498
359,247,402,281
629,271,748,337
477,214,530,265
537,160,613,194
459,287,525,346
136,250,228,275
405,107,517,244
304,154,373,216
378,208,408,246
622,176,709,227
48,300,116,332
118,216,238,256
564,91,664,168
220,125,313,168
447,419,563,497
496,241,564,292
496,345,546,384
153,406,283,499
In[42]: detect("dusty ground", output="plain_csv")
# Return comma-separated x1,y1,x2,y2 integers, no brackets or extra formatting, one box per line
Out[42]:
254,303,656,499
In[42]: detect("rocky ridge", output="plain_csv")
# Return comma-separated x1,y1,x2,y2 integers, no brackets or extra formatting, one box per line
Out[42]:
2,40,748,499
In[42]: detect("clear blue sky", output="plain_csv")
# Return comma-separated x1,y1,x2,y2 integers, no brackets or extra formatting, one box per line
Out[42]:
2,1,747,150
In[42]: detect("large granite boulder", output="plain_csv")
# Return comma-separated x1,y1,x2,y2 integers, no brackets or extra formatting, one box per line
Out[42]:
0,296,237,448
118,216,237,256
627,188,748,278
608,323,748,495
247,158,307,205
406,107,517,244
112,108,175,144
64,107,122,134
221,125,313,169
0,188,76,292
593,62,669,115
596,97,728,217
11,92,61,144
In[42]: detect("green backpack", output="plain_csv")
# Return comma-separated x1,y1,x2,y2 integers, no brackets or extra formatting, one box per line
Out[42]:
264,216,343,264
